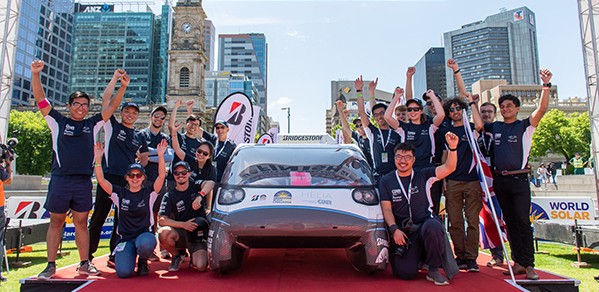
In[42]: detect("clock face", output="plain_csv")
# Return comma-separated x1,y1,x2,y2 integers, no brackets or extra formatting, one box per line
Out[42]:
182,22,192,33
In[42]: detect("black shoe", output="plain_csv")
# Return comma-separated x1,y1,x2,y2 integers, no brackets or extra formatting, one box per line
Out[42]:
455,258,467,270
37,264,57,280
169,255,184,272
0,275,6,282
466,259,479,272
106,256,115,269
137,260,150,276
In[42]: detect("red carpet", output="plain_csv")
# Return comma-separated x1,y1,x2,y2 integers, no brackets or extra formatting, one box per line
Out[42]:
22,249,577,292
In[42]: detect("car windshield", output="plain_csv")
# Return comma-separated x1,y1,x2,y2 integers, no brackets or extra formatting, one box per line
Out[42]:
223,146,374,187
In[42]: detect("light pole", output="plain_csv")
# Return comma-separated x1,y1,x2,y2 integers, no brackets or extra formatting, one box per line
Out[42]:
281,107,290,133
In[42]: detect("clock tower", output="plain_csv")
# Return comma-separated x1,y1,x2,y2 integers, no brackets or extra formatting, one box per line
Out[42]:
167,0,207,113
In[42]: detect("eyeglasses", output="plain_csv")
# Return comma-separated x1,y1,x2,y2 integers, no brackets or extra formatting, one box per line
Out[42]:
174,170,189,176
481,110,494,114
152,114,166,120
373,111,385,117
425,101,432,106
395,154,414,161
126,172,144,179
406,107,421,112
188,123,200,128
197,150,210,156
449,106,463,113
71,101,89,109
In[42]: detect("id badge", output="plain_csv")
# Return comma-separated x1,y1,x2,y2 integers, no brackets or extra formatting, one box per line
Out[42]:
381,153,388,163
115,242,127,253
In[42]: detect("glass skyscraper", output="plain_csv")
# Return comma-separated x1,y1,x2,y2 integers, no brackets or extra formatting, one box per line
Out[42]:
205,71,259,108
12,0,74,105
414,47,447,99
218,33,267,114
203,19,215,71
444,7,540,97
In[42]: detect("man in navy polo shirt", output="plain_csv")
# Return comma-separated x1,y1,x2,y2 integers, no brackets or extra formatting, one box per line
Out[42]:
355,75,401,186
379,132,459,286
31,60,128,279
440,95,483,272
88,101,149,267
484,69,553,280
167,100,202,188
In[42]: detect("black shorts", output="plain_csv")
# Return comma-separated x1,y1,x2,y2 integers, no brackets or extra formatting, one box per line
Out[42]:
174,228,207,254
44,175,93,213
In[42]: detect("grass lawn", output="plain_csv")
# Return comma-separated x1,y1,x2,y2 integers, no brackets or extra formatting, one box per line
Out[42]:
0,239,110,292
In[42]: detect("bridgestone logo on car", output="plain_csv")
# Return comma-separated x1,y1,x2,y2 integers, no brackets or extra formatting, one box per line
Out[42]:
281,135,322,142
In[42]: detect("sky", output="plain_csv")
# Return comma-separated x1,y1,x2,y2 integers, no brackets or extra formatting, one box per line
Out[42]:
164,0,587,133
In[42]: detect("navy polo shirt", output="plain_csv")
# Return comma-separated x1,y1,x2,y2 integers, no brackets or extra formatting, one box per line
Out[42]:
364,124,401,177
183,154,217,181
484,118,535,172
394,120,439,170
103,116,149,176
478,131,494,168
45,108,104,176
159,180,206,222
110,185,158,242
168,132,201,181
139,128,171,182
379,167,438,225
440,123,479,182
202,131,236,182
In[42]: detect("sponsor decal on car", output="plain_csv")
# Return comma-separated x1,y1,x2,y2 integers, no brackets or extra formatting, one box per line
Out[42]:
300,191,333,205
375,247,389,264
250,194,269,202
376,238,389,247
273,191,293,203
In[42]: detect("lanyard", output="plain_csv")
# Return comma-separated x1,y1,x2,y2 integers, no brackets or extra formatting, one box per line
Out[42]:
377,128,392,150
214,140,227,159
395,171,414,219
481,132,491,154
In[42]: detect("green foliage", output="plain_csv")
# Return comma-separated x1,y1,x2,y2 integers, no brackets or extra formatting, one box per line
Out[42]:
8,110,52,175
531,109,590,163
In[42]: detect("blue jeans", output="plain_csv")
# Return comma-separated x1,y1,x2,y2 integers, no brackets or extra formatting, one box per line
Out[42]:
114,232,156,278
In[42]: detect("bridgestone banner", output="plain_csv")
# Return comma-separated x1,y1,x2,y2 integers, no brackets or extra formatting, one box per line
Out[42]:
214,92,259,144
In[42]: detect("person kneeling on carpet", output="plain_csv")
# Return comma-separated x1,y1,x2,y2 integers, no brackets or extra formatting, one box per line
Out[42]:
157,161,215,272
94,140,167,278
379,134,460,286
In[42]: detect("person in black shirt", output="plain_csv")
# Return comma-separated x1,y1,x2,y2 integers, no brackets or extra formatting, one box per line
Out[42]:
199,120,237,183
166,100,202,189
158,161,215,272
94,139,168,278
380,132,459,286
484,69,553,280
31,60,128,279
352,118,373,167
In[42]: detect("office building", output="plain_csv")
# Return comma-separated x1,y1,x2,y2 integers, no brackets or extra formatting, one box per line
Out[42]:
203,19,215,71
11,0,74,105
444,7,540,97
218,33,268,113
414,47,447,99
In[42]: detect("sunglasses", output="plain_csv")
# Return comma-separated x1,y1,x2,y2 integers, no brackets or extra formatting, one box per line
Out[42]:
197,150,210,156
355,124,362,128
425,101,432,106
449,106,463,113
152,114,166,120
174,170,189,176
126,172,144,179
406,107,421,112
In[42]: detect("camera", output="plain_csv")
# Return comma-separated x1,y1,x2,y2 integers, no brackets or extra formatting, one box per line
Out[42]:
0,132,18,162
394,239,410,257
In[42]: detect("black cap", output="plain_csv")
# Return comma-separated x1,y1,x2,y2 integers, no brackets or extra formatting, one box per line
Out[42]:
121,102,140,111
214,120,228,127
406,99,423,108
126,163,146,175
151,106,167,116
173,161,191,171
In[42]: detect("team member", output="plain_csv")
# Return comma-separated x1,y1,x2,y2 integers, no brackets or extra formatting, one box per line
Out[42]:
198,118,236,183
439,95,483,272
31,60,128,279
0,148,12,282
158,161,215,271
352,118,373,167
379,132,459,286
93,140,167,278
88,101,149,267
355,76,401,186
485,69,553,280
167,100,202,189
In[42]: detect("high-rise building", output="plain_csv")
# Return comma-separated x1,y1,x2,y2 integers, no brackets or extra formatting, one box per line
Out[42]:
11,0,75,105
444,7,540,97
414,47,447,99
218,33,267,114
204,71,259,108
70,4,171,104
203,19,215,71
151,5,173,104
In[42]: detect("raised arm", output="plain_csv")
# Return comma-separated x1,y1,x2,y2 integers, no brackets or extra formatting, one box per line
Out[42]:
427,89,445,126
355,76,371,129
405,67,415,101
384,87,402,130
101,71,129,121
169,100,182,136
467,93,483,131
30,60,52,116
335,100,353,144
448,59,467,98
367,78,378,112
185,100,194,116
435,132,459,179
530,69,553,127
93,142,112,195
100,69,125,110
169,118,186,160
153,139,168,193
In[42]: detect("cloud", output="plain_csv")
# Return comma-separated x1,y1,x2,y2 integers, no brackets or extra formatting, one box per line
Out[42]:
268,96,292,109
286,30,310,41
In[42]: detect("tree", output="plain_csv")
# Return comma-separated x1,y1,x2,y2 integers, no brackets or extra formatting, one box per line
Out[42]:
530,109,590,163
8,110,52,175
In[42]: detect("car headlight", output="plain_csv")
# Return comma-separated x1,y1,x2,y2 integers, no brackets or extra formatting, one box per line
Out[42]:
218,187,245,205
352,188,379,205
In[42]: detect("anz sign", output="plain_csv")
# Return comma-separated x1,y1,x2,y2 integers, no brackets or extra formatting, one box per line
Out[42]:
76,3,114,13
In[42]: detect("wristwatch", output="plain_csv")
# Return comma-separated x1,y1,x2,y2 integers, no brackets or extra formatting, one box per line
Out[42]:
542,82,552,88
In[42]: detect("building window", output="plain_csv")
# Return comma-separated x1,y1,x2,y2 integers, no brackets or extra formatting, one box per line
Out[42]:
180,67,189,88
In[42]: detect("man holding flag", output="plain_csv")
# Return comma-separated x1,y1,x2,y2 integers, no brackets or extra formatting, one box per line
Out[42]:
483,69,553,280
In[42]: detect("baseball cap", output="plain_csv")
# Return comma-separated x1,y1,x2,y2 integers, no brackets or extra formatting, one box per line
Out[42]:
406,99,423,108
121,102,139,111
151,106,167,116
173,161,191,171
126,163,146,175
214,120,228,127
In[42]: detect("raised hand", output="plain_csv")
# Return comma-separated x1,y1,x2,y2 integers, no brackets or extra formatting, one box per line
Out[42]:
368,77,378,93
447,59,459,72
406,67,416,78
540,69,553,84
156,139,168,156
354,75,364,92
173,121,183,132
445,131,459,149
31,60,44,74
394,87,404,98
120,73,130,87
426,89,436,99
186,100,194,112
175,99,183,108
94,142,104,163
113,69,125,79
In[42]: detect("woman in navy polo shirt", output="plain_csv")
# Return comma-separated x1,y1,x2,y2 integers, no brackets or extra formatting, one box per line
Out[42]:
93,139,168,278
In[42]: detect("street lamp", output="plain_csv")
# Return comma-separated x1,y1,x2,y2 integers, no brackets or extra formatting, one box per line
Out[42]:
281,107,290,133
